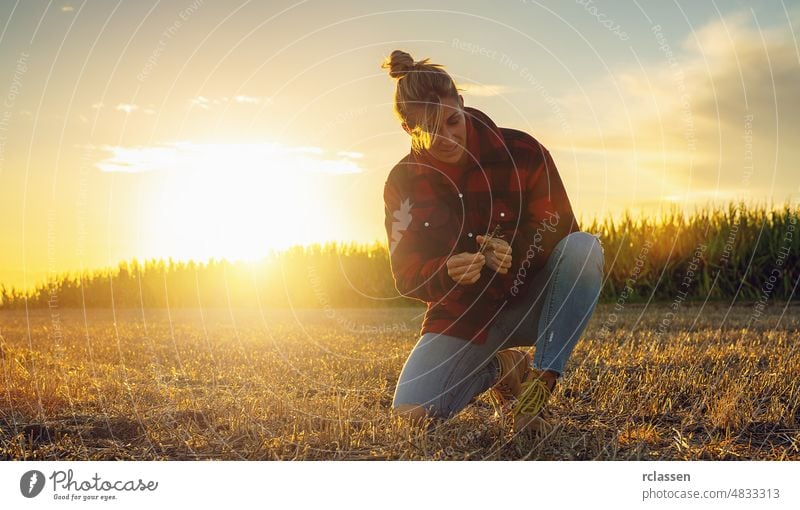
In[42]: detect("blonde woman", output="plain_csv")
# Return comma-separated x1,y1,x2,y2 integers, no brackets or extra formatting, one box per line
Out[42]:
382,50,604,437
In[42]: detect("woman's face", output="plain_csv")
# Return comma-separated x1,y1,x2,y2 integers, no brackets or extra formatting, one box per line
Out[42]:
407,94,468,166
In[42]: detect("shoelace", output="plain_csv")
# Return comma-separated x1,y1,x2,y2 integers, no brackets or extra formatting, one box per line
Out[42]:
512,378,550,417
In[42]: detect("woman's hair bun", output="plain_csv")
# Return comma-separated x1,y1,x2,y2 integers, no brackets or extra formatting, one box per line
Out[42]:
381,50,457,153
382,50,415,79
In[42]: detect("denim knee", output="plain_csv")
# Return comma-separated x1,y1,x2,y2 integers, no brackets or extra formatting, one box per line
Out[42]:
392,333,500,420
558,232,604,282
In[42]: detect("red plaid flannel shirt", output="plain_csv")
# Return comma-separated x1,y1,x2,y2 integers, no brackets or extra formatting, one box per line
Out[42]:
384,106,580,344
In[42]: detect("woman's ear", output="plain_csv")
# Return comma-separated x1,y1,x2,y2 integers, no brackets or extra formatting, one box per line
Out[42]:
401,121,411,135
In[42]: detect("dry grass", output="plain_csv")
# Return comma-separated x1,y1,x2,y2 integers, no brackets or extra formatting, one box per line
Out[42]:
1,303,798,460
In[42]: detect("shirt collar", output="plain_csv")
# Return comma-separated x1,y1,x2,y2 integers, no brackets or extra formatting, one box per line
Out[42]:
408,106,510,177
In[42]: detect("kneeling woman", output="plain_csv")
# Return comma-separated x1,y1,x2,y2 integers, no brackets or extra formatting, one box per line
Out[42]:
382,50,604,437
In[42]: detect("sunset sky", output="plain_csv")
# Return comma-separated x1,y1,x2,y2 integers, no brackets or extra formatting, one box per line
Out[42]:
1,0,798,291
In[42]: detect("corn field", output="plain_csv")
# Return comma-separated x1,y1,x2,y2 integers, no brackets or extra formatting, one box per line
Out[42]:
1,203,796,310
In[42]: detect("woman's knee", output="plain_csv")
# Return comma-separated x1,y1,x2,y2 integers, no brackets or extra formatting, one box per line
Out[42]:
558,232,604,278
392,392,452,417
392,403,429,425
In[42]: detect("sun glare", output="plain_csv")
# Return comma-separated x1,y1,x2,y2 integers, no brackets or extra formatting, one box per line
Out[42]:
97,141,365,262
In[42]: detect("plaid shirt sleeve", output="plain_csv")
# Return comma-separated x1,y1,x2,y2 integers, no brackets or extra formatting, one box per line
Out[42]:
383,178,461,303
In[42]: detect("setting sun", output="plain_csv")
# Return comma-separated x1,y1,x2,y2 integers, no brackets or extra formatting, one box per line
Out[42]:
96,141,365,262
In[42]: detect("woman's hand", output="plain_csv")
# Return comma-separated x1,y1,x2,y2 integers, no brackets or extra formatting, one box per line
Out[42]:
476,235,512,274
446,252,486,285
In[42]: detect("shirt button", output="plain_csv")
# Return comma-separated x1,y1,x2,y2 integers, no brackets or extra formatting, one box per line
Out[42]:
500,212,505,217
424,221,430,227
467,232,473,237
458,193,463,198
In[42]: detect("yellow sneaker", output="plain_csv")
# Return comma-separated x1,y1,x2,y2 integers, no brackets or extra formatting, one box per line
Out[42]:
488,348,531,421
488,350,554,437
510,368,554,437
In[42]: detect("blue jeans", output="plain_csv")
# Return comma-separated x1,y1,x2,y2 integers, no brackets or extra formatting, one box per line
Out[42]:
392,231,604,419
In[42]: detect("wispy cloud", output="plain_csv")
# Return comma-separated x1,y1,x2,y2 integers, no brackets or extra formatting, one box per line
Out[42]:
545,9,800,213
336,151,363,159
233,95,271,104
189,96,211,109
459,83,517,97
115,103,138,114
95,141,365,175
189,95,273,110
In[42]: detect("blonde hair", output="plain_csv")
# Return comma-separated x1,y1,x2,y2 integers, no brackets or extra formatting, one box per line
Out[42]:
381,50,461,153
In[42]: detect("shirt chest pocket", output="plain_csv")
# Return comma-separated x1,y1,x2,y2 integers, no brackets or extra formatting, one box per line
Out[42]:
487,199,522,241
408,206,455,254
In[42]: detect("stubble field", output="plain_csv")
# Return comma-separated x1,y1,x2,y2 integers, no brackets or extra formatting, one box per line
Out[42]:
1,303,798,460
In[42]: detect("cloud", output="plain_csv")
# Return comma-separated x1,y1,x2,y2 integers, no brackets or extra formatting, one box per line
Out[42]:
458,83,517,97
95,141,365,175
544,9,800,210
115,103,138,114
190,96,211,109
233,95,269,104
336,151,363,159
189,95,272,109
